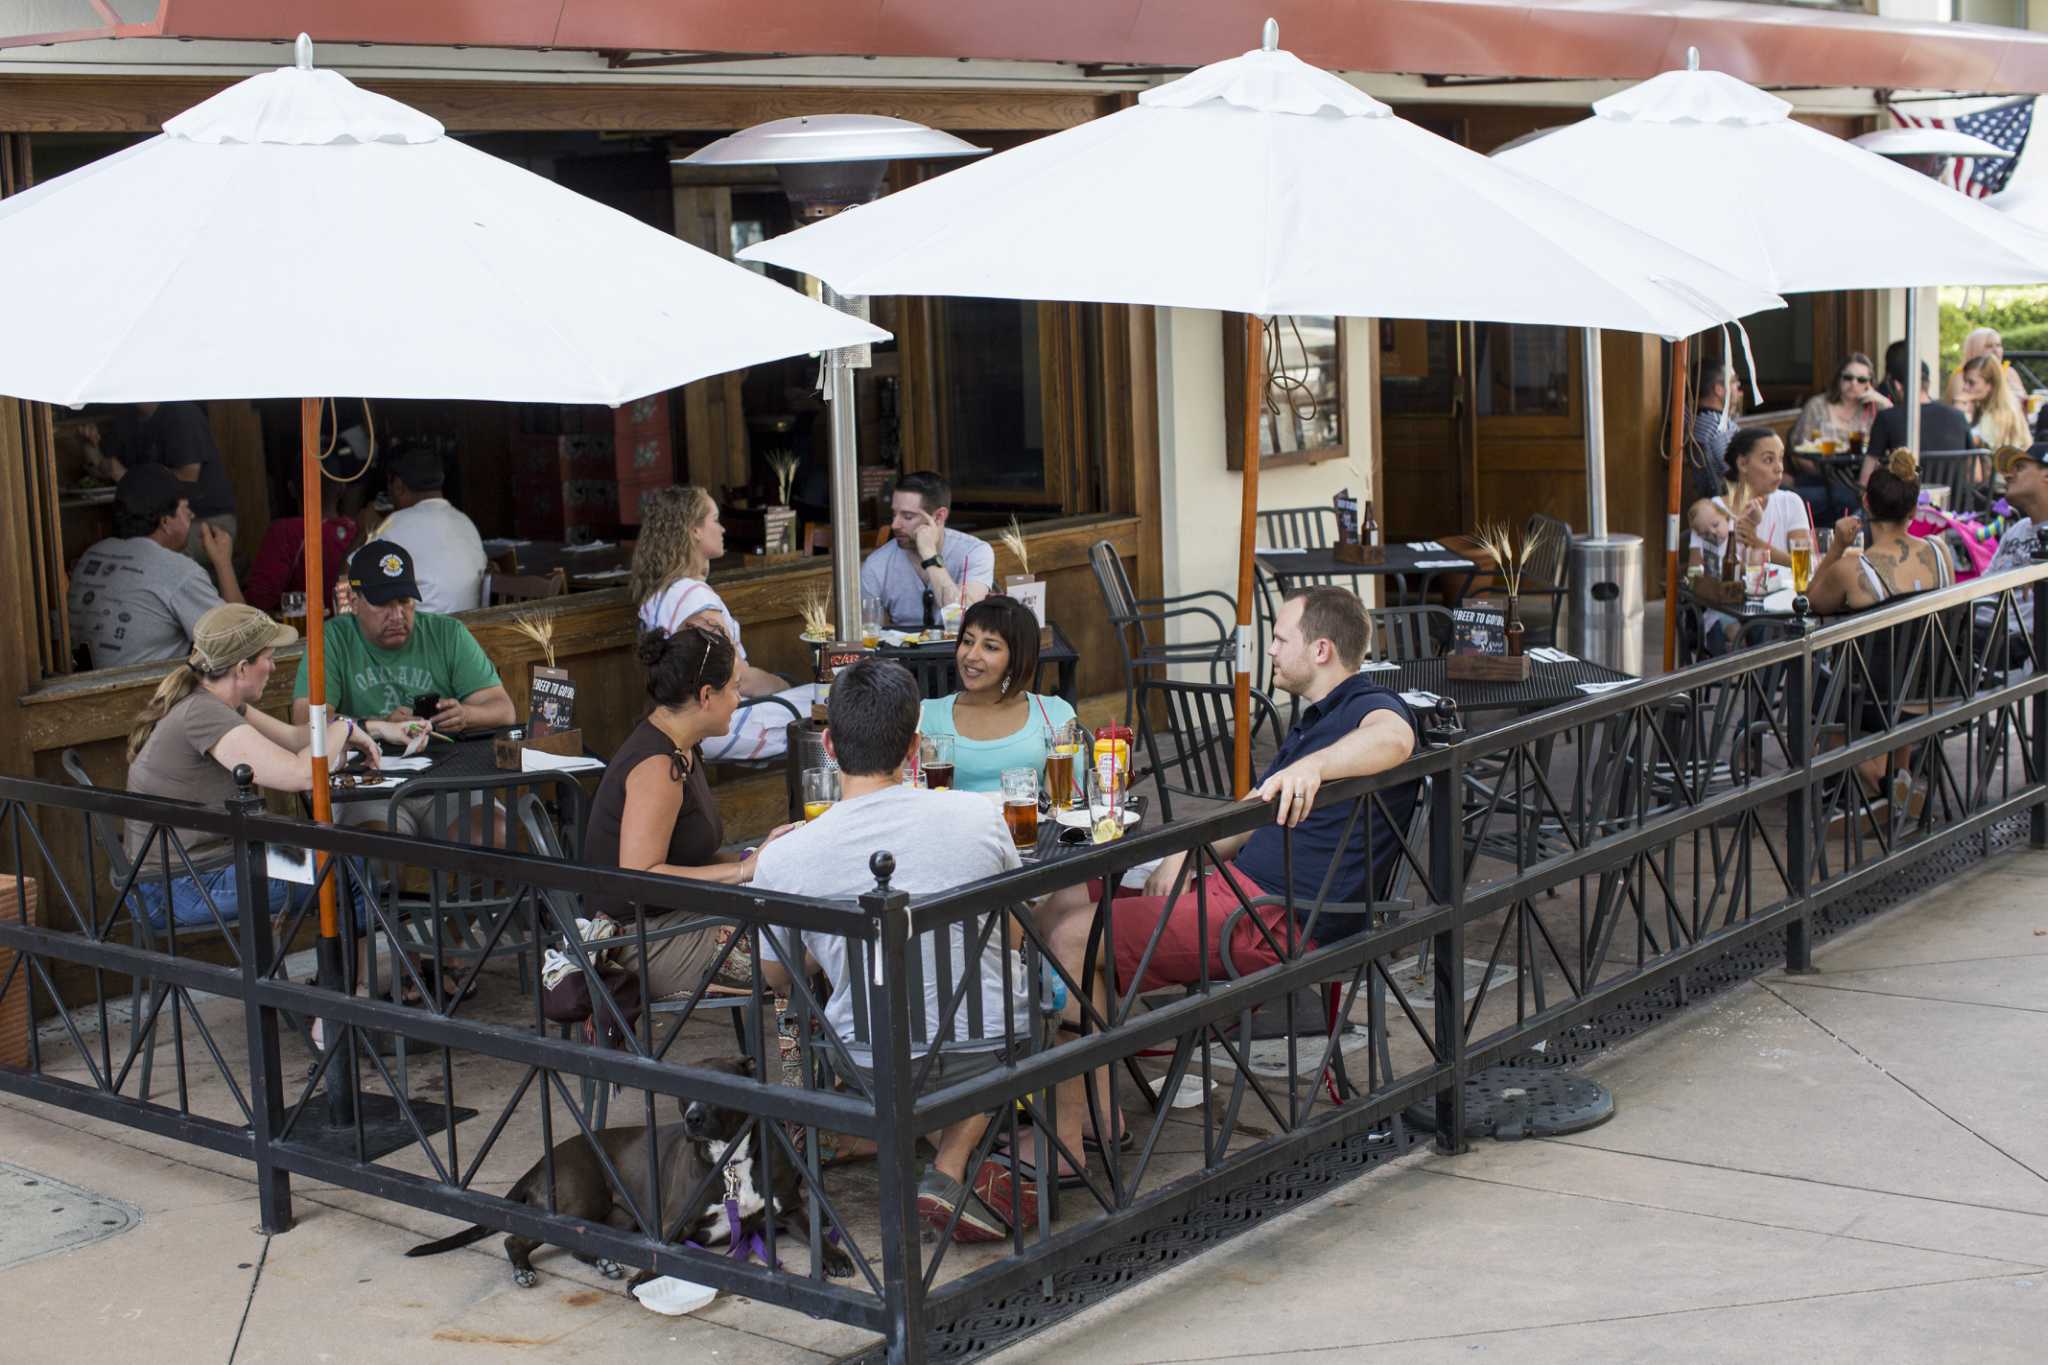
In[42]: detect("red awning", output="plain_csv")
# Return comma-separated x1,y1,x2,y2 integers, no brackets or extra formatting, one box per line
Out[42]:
14,0,2048,96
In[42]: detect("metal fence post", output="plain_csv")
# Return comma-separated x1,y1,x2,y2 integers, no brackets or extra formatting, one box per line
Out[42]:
1428,763,1467,1154
861,852,928,1365
2033,539,2048,850
229,767,293,1232
1784,623,1815,974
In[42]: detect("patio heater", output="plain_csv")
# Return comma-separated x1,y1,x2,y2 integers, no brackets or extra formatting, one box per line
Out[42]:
1852,126,2014,460
678,118,986,640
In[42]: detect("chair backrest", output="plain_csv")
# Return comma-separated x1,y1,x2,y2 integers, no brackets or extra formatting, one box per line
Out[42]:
514,791,567,860
1367,605,1453,662
1916,449,1992,515
1135,677,1287,820
60,748,135,885
1523,513,1573,590
485,568,567,606
1258,506,1338,551
1089,538,1140,628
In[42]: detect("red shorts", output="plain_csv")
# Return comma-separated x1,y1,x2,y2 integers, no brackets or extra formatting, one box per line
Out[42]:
1110,861,1317,995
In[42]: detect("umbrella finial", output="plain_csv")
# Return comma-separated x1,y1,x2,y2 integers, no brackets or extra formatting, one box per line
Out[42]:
1686,46,1699,72
1262,18,1279,51
295,33,314,70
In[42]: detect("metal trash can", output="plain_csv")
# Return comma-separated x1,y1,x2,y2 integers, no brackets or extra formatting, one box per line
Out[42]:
1565,534,1644,677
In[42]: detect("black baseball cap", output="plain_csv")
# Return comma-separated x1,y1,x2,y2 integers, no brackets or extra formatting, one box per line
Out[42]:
114,464,196,519
348,539,421,606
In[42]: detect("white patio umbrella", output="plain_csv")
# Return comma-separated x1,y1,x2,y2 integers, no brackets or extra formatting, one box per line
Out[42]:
1496,57,2048,667
741,25,1781,793
0,39,885,1013
1990,181,2048,234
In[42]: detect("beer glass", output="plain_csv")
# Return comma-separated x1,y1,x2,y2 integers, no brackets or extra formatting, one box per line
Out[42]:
1000,767,1040,850
1787,527,1814,596
860,594,884,649
280,590,307,629
920,734,955,790
1043,720,1082,811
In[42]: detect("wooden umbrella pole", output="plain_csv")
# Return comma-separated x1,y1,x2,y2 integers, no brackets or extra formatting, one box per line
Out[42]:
300,398,338,943
1233,313,1264,797
1661,337,1690,674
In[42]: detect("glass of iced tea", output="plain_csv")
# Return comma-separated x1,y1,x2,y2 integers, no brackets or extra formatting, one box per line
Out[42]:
920,734,955,790
802,767,839,821
1000,767,1039,850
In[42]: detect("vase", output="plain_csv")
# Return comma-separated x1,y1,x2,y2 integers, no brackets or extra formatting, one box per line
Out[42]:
1505,595,1527,657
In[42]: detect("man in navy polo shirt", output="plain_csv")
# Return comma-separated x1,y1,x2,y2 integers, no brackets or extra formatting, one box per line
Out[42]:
1040,585,1418,1008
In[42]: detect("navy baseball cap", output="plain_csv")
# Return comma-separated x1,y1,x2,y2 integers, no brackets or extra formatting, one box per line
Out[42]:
348,540,421,606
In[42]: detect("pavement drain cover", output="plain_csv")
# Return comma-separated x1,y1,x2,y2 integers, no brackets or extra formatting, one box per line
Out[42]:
1406,1063,1615,1141
0,1162,141,1270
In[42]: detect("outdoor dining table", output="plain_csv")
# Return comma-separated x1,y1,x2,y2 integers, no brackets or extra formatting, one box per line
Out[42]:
1362,655,1636,719
483,538,632,591
1256,542,1488,608
810,622,1082,703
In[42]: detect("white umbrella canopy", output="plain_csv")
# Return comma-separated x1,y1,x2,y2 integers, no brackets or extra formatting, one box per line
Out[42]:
739,44,1781,337
1496,60,2048,672
741,31,1782,793
0,40,887,991
1494,66,2048,295
0,45,886,407
1990,181,2048,234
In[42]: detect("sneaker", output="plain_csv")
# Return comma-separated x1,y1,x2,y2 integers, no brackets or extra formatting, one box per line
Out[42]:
916,1162,1036,1243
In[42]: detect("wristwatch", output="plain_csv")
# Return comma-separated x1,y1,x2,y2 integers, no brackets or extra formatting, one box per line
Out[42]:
920,554,944,570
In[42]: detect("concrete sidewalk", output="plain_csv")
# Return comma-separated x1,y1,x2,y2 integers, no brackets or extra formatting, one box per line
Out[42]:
2,845,2042,1364
993,851,2048,1365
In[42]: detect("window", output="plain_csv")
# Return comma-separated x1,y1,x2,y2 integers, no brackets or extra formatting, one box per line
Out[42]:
1739,296,1818,406
1223,314,1347,470
1474,324,1574,422
1954,0,2027,26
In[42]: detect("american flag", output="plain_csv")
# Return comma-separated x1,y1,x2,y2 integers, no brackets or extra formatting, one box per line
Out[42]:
1891,98,2035,198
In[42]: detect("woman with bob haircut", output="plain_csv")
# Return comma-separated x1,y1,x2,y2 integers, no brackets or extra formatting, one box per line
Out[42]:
917,595,1076,793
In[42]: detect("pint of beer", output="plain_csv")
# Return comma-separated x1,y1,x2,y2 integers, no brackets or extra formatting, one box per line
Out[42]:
1000,767,1039,850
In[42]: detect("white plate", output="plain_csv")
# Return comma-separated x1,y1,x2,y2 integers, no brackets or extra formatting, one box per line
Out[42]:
1055,807,1140,829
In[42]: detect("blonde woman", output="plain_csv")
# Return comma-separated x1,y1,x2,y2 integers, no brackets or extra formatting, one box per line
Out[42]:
628,485,814,760
123,604,405,928
1957,353,2030,452
1947,326,2027,406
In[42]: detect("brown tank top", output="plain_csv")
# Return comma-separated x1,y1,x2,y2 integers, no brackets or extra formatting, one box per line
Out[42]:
582,719,725,921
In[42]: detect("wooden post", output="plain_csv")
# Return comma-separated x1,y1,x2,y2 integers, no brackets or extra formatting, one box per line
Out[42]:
1233,313,1263,797
300,399,339,941
1661,337,1690,674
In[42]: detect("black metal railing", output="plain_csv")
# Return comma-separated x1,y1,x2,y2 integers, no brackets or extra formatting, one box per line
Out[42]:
2,555,2045,1363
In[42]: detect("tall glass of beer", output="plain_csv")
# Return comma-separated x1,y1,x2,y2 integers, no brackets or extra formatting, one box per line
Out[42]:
1044,720,1081,811
1000,767,1039,850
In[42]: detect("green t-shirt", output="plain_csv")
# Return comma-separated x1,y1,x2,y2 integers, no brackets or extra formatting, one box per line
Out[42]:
292,612,501,719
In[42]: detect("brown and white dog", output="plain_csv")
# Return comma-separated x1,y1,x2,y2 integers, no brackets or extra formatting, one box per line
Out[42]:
404,1055,853,1288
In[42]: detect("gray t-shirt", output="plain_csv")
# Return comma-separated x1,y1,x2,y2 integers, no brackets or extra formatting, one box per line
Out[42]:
124,692,247,872
753,784,1027,1064
68,536,224,668
1977,517,2038,626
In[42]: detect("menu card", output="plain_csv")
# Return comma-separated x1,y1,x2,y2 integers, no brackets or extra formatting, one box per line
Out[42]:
1450,602,1508,656
528,666,577,737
